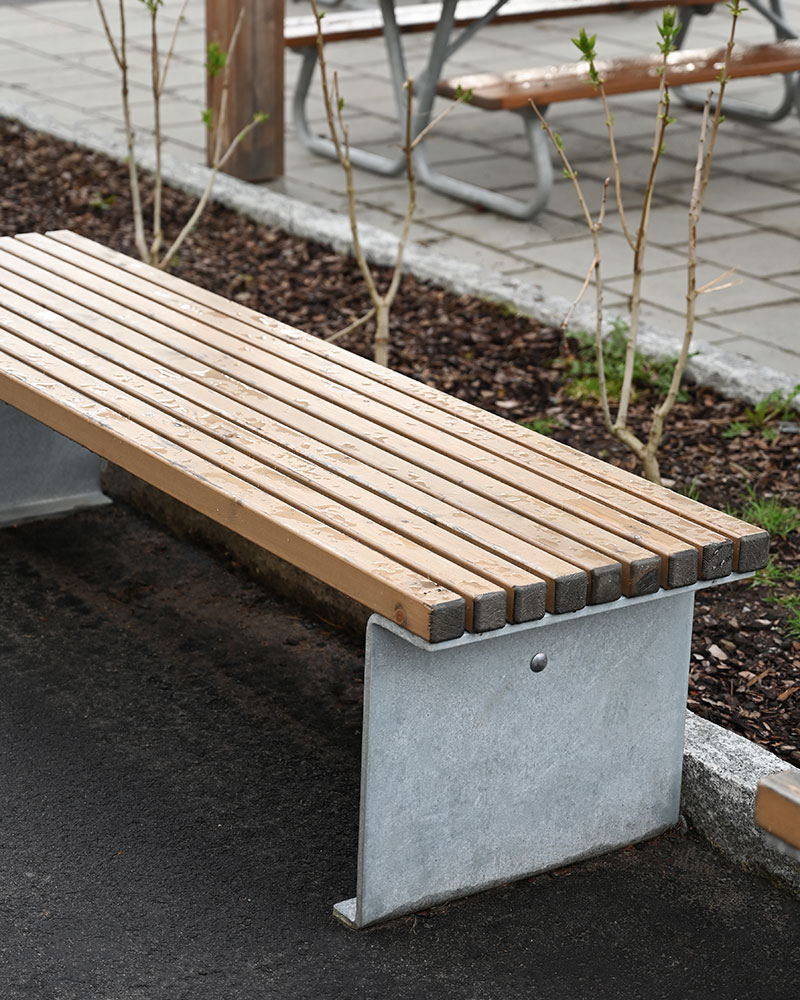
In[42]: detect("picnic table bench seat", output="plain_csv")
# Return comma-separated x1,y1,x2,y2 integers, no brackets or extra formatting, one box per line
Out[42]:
0,232,769,927
437,40,800,110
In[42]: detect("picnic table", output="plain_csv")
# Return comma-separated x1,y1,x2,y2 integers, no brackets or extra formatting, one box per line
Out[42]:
289,0,800,217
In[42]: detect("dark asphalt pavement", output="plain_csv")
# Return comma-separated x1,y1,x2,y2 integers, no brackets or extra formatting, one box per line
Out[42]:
1,502,799,999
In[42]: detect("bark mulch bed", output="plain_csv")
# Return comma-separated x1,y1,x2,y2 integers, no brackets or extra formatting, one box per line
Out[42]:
1,117,798,767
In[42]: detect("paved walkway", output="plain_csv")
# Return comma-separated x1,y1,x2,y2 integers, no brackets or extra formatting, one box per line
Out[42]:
1,0,799,378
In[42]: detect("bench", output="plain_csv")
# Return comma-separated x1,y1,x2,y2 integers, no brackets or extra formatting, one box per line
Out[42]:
0,231,769,927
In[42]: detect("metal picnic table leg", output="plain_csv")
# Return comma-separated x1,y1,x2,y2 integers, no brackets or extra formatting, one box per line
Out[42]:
675,0,800,122
412,104,555,220
290,1,408,176
404,0,555,219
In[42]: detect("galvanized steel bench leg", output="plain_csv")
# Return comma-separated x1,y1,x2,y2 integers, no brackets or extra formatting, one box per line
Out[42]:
0,402,110,527
334,589,698,928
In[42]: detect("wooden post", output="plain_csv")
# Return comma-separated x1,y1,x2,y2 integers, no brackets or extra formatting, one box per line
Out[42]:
206,0,284,181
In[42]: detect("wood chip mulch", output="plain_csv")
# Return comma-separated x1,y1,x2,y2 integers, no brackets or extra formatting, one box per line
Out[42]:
1,117,798,767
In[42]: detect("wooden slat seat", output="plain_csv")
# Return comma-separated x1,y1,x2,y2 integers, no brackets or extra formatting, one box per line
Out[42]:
437,39,800,110
0,231,768,645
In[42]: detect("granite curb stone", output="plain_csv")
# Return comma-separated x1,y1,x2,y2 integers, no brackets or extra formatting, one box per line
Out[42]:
1,96,797,893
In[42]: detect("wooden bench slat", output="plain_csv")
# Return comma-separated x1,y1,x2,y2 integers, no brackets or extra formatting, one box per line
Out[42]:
0,320,522,632
437,41,800,110
0,352,468,643
30,233,744,578
284,0,718,48
0,284,611,615
47,232,764,573
0,243,694,591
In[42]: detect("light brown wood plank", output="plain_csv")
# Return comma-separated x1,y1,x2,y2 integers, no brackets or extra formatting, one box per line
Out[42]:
0,240,701,588
30,233,739,577
0,354,466,643
0,245,669,596
0,324,514,633
437,41,800,109
755,770,800,851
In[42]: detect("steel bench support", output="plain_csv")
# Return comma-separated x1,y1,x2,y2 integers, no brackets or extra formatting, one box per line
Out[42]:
334,578,746,929
0,403,110,528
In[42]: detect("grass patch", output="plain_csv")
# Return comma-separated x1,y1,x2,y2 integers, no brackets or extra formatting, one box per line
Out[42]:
564,318,686,403
737,488,800,538
723,384,800,441
521,416,561,436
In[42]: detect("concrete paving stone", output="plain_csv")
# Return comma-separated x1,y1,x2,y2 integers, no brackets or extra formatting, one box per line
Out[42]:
414,233,529,272
127,100,207,134
699,301,800,354
0,48,62,74
268,173,349,213
697,230,800,281
417,206,560,250
601,204,753,249
770,272,800,294
730,148,800,187
361,181,492,222
605,262,794,318
426,151,546,192
572,149,708,191
8,97,120,132
524,172,654,221
8,31,111,58
711,334,800,376
0,67,121,99
284,157,410,199
160,136,205,165
588,299,761,362
157,122,206,154
740,203,800,238
342,206,443,246
513,230,686,283
627,121,767,162
500,265,614,316
657,173,800,215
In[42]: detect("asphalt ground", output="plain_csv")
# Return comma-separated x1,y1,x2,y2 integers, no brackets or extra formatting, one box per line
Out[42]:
2,499,800,999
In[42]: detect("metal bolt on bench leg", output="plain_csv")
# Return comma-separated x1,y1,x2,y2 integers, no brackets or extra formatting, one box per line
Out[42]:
529,652,548,673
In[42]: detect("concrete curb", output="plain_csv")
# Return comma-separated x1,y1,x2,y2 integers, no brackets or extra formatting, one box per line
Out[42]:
2,97,798,892
682,712,800,893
